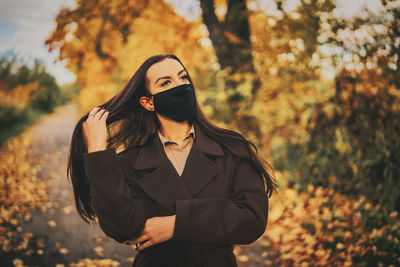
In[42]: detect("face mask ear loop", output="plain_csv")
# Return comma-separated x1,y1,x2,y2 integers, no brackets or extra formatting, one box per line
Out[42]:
149,95,155,111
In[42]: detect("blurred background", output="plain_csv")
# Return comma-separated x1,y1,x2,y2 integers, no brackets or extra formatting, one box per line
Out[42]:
0,0,399,266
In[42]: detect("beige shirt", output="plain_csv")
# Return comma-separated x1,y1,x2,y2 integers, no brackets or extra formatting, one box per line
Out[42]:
157,124,195,177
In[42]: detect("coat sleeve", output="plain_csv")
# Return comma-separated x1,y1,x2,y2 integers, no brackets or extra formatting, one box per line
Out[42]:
83,148,150,244
171,156,269,245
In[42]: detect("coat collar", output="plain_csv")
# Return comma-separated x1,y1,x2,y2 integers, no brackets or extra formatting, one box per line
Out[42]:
129,121,224,212
133,121,224,170
157,123,195,149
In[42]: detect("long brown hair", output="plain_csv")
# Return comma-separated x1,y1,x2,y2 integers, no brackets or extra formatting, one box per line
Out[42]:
67,54,277,224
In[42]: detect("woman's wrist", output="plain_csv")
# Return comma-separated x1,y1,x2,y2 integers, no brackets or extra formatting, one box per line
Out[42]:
170,214,176,239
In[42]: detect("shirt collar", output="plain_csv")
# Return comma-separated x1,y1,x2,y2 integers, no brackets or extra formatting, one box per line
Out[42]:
158,123,195,147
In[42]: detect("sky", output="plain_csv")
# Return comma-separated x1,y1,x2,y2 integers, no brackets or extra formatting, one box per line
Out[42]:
0,0,76,85
0,0,386,85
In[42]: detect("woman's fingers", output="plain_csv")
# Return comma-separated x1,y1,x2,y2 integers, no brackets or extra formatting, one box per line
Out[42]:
128,232,150,245
94,108,106,120
136,239,153,251
100,110,109,121
87,106,109,121
88,106,101,117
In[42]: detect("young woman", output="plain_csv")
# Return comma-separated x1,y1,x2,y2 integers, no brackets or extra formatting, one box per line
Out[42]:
67,54,277,267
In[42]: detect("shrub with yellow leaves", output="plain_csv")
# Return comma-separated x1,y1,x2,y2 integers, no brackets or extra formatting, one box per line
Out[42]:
264,174,400,266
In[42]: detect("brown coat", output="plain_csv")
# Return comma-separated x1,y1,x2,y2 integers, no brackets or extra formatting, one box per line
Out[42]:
83,121,269,267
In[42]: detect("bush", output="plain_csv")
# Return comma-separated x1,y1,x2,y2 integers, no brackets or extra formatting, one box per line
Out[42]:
0,103,29,127
0,52,69,146
30,72,63,112
276,80,400,212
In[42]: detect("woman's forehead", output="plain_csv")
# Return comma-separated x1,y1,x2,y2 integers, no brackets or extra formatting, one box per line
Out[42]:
146,58,186,82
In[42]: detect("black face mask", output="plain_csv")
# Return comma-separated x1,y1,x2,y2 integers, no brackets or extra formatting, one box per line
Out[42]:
149,83,197,122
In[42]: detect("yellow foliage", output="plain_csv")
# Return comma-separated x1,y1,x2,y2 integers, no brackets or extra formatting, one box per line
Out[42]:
58,0,213,112
0,81,40,108
263,172,400,266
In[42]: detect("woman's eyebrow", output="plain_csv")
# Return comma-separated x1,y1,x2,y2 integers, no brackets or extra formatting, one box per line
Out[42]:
155,69,186,84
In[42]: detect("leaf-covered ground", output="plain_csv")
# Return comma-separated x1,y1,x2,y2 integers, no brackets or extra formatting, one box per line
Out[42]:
0,103,275,267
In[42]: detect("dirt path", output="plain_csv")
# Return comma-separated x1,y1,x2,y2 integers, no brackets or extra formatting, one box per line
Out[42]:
1,103,274,266
1,103,134,266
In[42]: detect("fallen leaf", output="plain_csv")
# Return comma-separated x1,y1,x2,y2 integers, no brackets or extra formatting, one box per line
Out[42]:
238,255,249,262
59,248,69,254
94,246,104,257
47,220,56,227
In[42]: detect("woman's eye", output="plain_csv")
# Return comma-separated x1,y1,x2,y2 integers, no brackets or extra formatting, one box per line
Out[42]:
181,75,189,80
161,80,170,86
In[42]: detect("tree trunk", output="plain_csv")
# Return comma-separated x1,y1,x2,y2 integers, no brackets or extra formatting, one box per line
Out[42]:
199,0,254,74
199,0,262,144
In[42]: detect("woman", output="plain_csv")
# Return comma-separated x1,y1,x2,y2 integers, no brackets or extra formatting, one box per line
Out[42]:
67,54,277,267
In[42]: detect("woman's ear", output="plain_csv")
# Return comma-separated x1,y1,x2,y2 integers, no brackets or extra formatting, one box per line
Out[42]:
139,96,155,111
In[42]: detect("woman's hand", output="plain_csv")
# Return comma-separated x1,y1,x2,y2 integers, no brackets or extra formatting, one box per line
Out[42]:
126,215,176,251
82,106,110,153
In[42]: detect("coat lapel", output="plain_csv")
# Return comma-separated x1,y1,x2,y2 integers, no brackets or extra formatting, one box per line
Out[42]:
180,122,224,197
131,121,224,212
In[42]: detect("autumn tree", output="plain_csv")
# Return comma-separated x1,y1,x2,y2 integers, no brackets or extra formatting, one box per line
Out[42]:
45,0,209,112
202,0,337,143
274,0,400,211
